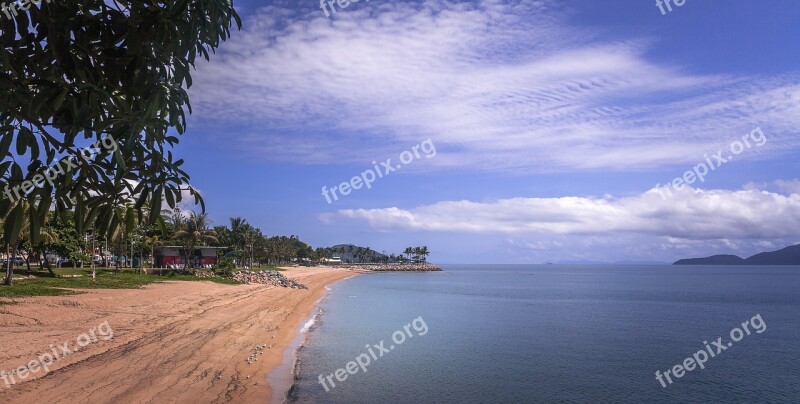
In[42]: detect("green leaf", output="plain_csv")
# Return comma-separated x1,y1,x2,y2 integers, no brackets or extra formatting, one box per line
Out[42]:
29,205,41,246
165,188,175,208
0,130,13,157
125,207,135,235
16,126,34,155
113,147,126,170
3,203,24,247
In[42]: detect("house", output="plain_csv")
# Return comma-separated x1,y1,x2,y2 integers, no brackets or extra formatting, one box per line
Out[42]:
153,246,227,268
321,256,342,265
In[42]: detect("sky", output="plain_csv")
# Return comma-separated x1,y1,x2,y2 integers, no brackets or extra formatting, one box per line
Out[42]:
174,0,800,264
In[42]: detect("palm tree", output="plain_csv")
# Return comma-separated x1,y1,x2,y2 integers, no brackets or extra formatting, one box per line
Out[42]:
413,247,422,262
27,225,59,276
230,217,248,267
2,201,57,284
2,201,29,285
420,246,430,263
14,210,58,274
143,232,163,273
173,212,218,273
163,207,186,235
240,224,259,268
404,247,413,261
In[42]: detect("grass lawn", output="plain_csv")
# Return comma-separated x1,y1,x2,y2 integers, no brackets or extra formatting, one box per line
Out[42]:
0,267,239,301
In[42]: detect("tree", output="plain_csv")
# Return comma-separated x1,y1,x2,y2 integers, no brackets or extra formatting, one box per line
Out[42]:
33,222,60,277
1,0,242,269
213,225,232,248
43,210,87,270
229,217,248,266
143,231,163,273
240,224,258,269
404,247,413,261
420,246,430,263
2,201,29,285
172,212,217,272
20,216,59,275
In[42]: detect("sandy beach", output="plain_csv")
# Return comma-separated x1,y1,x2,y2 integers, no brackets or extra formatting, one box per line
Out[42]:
0,267,357,403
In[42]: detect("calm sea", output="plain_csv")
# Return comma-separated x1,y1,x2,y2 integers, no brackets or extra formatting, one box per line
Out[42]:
288,265,800,403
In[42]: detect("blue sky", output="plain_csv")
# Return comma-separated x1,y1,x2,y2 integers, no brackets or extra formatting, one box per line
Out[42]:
175,0,800,264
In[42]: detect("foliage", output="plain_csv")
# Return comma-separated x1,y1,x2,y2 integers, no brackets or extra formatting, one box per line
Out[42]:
318,244,407,264
0,0,242,254
217,257,235,274
404,246,430,262
172,211,217,271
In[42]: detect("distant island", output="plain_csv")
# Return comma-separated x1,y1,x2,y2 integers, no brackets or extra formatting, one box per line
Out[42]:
674,244,800,265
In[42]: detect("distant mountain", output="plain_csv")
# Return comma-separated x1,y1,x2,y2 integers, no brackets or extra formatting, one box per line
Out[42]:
673,254,746,265
745,244,800,265
322,244,389,263
674,244,800,265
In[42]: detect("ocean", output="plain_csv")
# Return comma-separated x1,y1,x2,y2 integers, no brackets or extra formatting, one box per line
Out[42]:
287,265,800,403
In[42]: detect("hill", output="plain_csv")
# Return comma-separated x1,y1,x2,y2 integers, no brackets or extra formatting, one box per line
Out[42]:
673,245,800,265
673,254,746,265
321,244,390,264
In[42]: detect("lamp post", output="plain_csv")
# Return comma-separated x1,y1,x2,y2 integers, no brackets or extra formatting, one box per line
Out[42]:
90,229,96,280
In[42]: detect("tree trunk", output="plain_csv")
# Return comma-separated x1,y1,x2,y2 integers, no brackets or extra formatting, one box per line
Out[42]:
42,250,56,277
183,245,193,273
24,254,32,274
5,249,17,286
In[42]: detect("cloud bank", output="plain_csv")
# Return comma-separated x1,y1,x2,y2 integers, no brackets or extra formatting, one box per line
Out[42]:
322,185,800,240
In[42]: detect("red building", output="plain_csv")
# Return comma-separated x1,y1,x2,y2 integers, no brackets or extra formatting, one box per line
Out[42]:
153,246,227,268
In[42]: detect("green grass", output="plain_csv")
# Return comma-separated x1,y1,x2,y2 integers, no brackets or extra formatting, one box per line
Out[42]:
0,269,239,299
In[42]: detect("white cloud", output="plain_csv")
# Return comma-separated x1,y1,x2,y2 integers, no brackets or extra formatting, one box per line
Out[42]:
189,0,800,172
775,179,800,195
321,186,800,240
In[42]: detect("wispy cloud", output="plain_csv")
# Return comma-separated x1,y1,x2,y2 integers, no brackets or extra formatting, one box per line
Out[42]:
189,0,800,172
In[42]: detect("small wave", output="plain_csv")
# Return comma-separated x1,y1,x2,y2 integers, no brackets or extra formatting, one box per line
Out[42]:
300,308,324,333
300,317,315,333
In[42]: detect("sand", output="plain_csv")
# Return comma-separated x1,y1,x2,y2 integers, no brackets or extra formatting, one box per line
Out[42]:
0,266,357,403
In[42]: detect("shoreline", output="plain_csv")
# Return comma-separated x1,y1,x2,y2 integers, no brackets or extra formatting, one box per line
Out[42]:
268,271,366,403
0,266,357,402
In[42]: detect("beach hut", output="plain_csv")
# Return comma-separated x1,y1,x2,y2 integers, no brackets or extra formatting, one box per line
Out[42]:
153,246,227,268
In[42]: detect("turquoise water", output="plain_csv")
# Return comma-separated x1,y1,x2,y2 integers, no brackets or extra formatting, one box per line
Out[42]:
288,265,800,403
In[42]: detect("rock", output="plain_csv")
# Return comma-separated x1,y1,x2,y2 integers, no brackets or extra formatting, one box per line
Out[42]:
341,263,442,272
230,270,308,289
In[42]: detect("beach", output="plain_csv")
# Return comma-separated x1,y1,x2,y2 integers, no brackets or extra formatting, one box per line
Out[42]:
0,266,356,403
